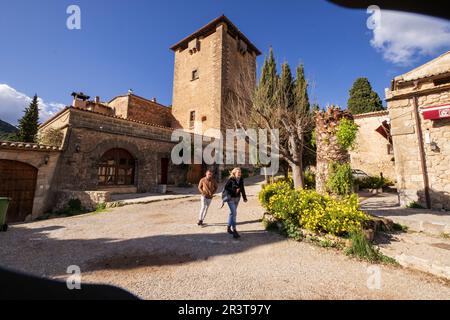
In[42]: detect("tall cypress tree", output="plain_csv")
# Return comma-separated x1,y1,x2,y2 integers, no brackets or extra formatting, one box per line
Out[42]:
278,63,295,177
259,48,278,99
17,94,40,143
347,78,384,115
294,64,310,113
293,65,315,167
279,62,295,107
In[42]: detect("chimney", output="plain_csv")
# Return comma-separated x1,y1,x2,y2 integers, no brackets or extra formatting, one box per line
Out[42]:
152,97,157,103
71,92,90,109
94,96,101,104
128,89,134,95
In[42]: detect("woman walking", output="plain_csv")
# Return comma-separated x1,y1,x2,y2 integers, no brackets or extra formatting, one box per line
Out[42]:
224,168,247,239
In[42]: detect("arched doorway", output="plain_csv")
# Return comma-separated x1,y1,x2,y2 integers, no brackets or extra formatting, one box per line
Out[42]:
98,149,136,186
0,160,38,222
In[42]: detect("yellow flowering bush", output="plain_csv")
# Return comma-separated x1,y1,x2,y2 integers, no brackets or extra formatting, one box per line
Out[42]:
259,180,292,210
268,189,302,221
260,184,368,236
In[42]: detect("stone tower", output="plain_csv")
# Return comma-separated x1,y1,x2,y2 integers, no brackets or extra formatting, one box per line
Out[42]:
170,15,261,136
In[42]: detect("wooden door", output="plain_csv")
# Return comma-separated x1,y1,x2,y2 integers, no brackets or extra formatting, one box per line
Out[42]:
0,160,38,223
160,158,169,185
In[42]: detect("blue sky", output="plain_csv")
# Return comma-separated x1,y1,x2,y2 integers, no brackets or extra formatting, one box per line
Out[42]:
1,0,450,125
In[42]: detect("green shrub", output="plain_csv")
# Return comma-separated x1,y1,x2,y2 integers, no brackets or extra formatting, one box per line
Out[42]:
336,118,359,150
393,223,409,232
265,188,368,237
357,176,394,189
406,201,425,209
346,231,397,264
298,192,367,236
54,198,86,217
258,180,293,210
327,163,354,196
282,220,304,241
304,170,316,190
267,188,302,221
95,203,107,213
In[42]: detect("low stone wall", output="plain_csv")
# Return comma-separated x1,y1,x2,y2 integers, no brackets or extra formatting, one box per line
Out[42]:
54,190,111,212
350,111,396,180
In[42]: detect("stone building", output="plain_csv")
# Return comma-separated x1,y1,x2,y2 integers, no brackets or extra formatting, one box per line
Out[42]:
0,143,61,222
0,15,260,222
171,15,260,135
350,110,396,180
386,51,450,210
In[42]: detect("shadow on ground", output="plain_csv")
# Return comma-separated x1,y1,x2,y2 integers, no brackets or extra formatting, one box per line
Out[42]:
0,222,283,277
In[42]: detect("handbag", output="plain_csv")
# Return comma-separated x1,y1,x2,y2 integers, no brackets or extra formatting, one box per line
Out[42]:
220,187,231,208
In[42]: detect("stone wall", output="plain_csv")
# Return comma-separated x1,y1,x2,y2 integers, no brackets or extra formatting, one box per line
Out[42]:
172,24,224,134
127,95,173,128
54,190,111,212
39,107,187,193
171,22,257,135
315,107,352,194
108,94,174,128
350,111,396,180
48,108,180,193
387,67,450,210
222,30,257,131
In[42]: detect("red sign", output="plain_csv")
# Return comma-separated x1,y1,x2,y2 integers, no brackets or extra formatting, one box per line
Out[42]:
421,104,450,120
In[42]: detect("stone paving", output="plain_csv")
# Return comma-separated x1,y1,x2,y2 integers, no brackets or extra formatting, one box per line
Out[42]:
1,184,449,299
362,193,450,280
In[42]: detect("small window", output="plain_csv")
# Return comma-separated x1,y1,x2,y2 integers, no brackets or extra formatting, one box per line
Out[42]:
192,69,199,81
189,111,196,129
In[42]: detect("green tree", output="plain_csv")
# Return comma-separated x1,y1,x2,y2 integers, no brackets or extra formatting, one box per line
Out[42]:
278,63,295,178
17,94,40,143
347,78,384,115
294,64,310,113
225,48,314,189
259,47,278,101
294,65,315,168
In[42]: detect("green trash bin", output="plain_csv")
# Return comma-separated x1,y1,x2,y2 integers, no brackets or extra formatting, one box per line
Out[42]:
0,197,10,232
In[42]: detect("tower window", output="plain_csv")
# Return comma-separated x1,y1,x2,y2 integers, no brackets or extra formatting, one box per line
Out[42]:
189,111,196,129
192,69,199,81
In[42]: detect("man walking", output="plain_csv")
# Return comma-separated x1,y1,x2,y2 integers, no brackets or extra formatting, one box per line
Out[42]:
197,169,218,226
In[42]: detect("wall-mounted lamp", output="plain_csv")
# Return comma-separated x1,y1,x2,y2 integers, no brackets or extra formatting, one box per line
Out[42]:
425,129,431,144
44,155,50,165
425,129,440,152
75,144,81,153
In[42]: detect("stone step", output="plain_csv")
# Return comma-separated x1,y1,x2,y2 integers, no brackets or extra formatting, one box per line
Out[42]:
378,232,450,281
392,216,450,235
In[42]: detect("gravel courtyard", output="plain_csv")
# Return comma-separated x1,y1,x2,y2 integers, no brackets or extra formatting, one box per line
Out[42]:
1,185,450,300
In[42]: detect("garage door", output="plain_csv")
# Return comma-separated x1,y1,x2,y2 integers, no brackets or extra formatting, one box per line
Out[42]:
0,160,38,223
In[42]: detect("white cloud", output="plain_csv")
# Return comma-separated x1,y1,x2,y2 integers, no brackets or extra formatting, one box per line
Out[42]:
370,10,450,65
0,84,65,126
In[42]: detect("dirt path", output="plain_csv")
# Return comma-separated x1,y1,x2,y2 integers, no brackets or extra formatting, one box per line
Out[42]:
1,190,450,299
